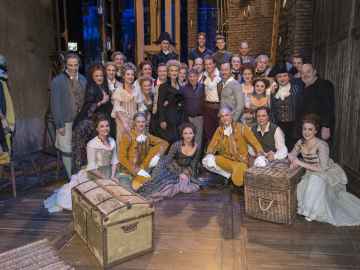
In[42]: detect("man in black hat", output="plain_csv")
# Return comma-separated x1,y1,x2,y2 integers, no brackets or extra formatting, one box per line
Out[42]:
151,32,179,78
269,62,300,152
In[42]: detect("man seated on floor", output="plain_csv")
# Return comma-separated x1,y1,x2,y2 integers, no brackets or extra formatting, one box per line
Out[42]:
248,106,288,161
202,106,266,189
118,112,169,190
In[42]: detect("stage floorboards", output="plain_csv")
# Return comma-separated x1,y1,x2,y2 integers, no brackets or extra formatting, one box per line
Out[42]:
1,172,360,269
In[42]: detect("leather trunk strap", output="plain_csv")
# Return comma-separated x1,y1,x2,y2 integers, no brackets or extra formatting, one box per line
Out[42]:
94,180,132,209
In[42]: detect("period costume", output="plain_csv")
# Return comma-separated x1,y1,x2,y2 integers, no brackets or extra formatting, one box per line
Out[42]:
248,122,288,160
107,77,121,96
202,120,265,186
71,62,113,173
151,32,179,78
212,51,233,71
231,69,245,83
269,63,299,151
244,95,271,127
44,137,132,212
50,63,86,177
0,57,15,164
220,77,244,122
118,128,169,190
183,82,204,147
154,78,188,148
294,77,335,144
254,69,266,78
240,55,255,65
291,140,360,226
137,141,203,202
203,68,223,140
111,84,146,148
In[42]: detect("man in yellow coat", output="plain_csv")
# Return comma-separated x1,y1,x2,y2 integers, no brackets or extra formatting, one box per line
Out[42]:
203,106,267,189
118,112,169,190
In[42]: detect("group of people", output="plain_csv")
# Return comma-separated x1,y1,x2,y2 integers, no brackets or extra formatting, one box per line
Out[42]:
44,32,360,227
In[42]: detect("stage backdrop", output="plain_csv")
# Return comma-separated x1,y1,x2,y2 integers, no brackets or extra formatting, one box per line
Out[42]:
0,0,55,155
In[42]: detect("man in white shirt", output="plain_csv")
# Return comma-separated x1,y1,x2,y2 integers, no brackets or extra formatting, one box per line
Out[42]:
202,55,223,142
248,106,288,161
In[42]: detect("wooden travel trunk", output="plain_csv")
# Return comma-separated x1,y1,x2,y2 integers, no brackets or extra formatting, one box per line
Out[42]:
71,179,154,268
244,159,305,226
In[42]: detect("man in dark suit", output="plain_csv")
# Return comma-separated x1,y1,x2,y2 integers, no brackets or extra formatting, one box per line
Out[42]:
151,32,179,78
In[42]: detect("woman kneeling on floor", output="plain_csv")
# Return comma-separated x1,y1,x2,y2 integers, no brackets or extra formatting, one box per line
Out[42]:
136,122,203,202
44,112,133,212
288,113,360,226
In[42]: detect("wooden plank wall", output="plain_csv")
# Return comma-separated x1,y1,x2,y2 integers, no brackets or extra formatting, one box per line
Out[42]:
312,0,360,194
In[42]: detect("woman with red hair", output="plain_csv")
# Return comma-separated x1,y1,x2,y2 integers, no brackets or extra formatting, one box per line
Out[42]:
288,114,360,226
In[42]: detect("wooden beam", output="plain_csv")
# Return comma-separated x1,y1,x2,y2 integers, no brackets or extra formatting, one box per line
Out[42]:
165,0,172,36
157,0,161,38
111,0,115,52
270,0,281,68
135,0,145,67
175,0,180,58
150,0,157,43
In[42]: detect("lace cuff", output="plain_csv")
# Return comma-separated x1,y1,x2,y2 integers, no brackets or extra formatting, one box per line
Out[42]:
86,162,98,171
111,105,125,118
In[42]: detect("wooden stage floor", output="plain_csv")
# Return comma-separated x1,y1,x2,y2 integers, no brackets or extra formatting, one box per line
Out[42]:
1,173,360,269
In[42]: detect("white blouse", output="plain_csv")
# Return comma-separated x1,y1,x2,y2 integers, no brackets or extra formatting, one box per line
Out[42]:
86,137,118,171
247,122,288,160
111,85,146,118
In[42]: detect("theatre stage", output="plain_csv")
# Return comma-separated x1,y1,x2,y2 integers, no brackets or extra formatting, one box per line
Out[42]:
0,173,360,269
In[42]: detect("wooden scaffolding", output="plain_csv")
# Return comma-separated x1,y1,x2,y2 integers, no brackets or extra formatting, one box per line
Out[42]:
134,0,181,67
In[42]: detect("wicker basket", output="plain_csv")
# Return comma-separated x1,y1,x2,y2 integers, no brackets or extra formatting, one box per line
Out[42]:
244,158,305,226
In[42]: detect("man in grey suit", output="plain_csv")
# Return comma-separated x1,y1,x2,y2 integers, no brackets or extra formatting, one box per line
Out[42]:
219,63,244,123
50,54,86,178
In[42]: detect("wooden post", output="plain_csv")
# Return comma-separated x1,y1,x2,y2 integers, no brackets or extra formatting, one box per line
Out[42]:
338,0,356,166
165,0,172,36
175,0,180,58
157,0,161,38
270,0,281,68
135,0,145,67
150,0,157,43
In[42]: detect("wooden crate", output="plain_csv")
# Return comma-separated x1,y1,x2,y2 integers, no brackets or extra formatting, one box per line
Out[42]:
72,179,154,268
244,159,305,226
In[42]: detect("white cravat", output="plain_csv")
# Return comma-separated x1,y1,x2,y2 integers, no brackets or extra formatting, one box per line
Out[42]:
136,134,147,143
162,50,169,55
275,83,291,101
224,125,233,137
108,78,116,91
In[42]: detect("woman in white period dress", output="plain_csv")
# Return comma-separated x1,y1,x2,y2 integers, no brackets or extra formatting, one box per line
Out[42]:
289,114,360,226
44,113,132,212
112,62,146,148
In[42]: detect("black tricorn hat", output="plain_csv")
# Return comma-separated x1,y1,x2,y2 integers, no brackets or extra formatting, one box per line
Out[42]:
153,32,177,45
268,62,298,77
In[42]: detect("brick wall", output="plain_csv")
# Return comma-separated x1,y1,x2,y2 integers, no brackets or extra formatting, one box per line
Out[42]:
227,0,275,59
276,0,314,63
187,0,198,54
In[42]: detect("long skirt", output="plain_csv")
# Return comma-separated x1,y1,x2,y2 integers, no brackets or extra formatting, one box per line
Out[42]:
297,164,360,226
136,157,201,202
